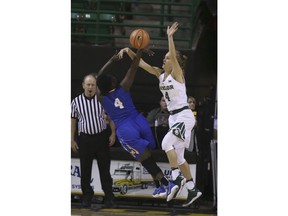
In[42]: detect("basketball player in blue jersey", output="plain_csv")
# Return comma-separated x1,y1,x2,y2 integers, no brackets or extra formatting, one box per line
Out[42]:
118,22,202,207
95,49,179,200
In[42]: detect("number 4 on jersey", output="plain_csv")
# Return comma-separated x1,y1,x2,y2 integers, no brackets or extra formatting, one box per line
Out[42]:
165,92,171,102
114,98,124,109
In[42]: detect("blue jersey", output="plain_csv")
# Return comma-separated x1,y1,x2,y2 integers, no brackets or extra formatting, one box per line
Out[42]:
101,87,139,127
101,86,156,160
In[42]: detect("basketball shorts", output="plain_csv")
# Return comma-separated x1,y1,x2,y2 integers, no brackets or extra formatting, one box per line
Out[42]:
116,114,156,160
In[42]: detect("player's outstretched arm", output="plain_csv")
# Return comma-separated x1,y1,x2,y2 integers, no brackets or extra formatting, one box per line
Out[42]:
120,49,143,91
167,22,184,83
97,51,120,77
118,47,162,78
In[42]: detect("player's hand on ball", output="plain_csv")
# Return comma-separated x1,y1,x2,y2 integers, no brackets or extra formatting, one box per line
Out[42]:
143,48,155,57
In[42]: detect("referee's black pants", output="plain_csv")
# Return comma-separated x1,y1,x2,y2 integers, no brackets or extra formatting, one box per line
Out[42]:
78,129,114,201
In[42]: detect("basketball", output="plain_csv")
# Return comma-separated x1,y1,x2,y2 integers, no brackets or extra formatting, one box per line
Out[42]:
129,29,150,49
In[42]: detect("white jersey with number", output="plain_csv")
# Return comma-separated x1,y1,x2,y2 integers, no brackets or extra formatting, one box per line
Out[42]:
159,73,188,111
158,73,195,163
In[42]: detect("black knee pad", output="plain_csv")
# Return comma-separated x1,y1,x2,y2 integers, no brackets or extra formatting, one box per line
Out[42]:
141,156,162,177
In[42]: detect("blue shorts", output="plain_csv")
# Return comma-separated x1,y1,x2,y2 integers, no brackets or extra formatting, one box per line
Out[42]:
116,114,156,160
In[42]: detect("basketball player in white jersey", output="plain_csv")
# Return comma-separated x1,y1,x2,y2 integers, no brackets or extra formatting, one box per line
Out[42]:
118,22,202,207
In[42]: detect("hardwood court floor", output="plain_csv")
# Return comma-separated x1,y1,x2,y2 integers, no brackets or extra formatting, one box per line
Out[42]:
71,205,217,216
71,194,217,216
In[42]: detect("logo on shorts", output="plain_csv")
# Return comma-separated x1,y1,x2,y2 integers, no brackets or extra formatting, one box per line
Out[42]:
170,122,185,141
122,143,139,158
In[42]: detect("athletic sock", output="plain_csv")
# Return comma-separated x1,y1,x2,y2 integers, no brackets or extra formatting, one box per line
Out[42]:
186,179,195,190
171,168,180,181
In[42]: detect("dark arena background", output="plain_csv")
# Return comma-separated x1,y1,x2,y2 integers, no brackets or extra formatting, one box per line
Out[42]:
71,0,217,215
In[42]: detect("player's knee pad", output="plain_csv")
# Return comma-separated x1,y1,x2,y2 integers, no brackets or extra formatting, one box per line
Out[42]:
141,156,162,177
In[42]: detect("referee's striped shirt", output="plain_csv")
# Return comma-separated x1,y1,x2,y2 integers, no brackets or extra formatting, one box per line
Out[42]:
71,93,107,135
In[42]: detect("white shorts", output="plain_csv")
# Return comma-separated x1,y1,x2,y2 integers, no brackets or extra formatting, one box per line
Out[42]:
162,109,195,151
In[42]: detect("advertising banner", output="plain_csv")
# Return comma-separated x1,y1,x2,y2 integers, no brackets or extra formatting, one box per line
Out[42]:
71,158,196,199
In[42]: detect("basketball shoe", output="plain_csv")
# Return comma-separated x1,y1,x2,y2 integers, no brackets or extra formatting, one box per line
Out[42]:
166,182,179,202
152,186,166,198
173,175,186,198
182,187,202,207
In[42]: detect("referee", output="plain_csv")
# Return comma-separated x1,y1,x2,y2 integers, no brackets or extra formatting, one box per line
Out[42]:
71,74,116,208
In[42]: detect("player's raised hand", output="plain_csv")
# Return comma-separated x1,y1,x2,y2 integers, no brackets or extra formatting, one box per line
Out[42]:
117,48,129,59
167,22,179,37
143,48,155,57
